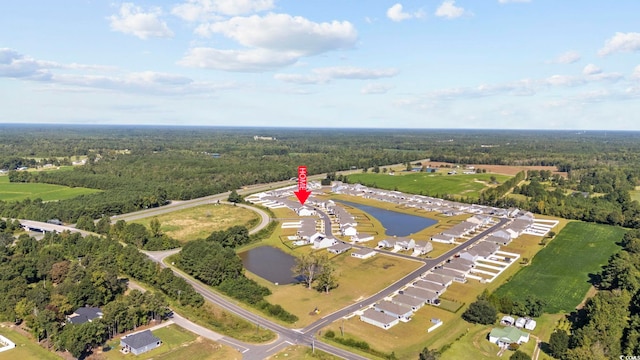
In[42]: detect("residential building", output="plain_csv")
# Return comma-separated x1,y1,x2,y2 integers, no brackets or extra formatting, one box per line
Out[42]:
120,330,162,355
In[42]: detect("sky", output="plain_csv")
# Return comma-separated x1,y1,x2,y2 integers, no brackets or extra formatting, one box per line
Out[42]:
1,0,639,130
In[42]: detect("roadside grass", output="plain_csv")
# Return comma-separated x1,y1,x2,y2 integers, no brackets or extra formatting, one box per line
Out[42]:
494,221,625,313
132,204,259,242
268,345,341,360
101,324,240,360
0,175,100,202
345,172,512,199
247,252,424,327
0,325,61,360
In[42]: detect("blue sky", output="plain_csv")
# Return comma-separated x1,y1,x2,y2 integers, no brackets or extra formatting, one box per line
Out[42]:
1,0,639,129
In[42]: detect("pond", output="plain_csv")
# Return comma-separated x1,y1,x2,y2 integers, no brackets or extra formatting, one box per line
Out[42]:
338,200,437,237
239,246,299,285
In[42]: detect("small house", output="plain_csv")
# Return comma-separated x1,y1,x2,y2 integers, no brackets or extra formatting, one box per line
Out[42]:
360,308,399,330
121,330,162,355
67,307,103,324
313,237,338,249
489,327,529,347
374,301,413,321
327,243,351,255
351,248,376,259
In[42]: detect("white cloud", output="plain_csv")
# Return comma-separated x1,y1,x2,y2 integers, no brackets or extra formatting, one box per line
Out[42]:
386,3,425,22
545,74,584,87
551,50,581,64
498,0,531,3
172,0,274,21
314,66,398,80
633,65,640,79
196,13,357,55
0,48,231,95
185,13,357,71
598,32,640,56
435,0,467,19
583,64,602,75
361,83,393,94
274,66,399,84
179,47,299,72
108,3,173,40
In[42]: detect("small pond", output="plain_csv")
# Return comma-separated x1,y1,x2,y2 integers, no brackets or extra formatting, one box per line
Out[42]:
338,200,437,237
239,246,299,285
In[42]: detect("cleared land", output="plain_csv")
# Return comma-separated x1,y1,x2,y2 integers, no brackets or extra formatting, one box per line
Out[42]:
424,161,567,177
494,221,625,313
101,324,240,360
133,204,259,242
0,326,61,360
630,186,640,202
0,175,100,202
346,172,512,199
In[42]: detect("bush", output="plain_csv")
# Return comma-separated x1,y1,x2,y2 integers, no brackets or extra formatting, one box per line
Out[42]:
324,330,335,339
462,300,497,325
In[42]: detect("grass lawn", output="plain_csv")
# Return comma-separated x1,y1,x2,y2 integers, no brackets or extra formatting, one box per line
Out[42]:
345,172,512,199
0,325,62,360
132,204,259,242
630,187,640,202
0,175,100,202
248,252,423,327
268,345,341,360
101,324,240,360
494,221,626,313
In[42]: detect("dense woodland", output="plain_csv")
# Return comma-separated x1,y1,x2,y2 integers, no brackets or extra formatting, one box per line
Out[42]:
0,219,203,358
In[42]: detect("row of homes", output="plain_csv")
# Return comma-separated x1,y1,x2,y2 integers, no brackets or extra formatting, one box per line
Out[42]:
377,237,434,256
360,261,462,330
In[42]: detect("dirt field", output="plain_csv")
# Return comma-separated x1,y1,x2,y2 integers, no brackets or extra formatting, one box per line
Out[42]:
424,161,567,177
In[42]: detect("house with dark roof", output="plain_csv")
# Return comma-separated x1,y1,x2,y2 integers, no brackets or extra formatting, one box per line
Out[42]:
67,307,103,324
120,329,162,355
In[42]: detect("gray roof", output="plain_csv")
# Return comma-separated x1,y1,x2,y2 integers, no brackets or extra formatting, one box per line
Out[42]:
121,330,161,350
374,301,413,317
361,308,397,325
392,294,424,308
413,280,446,293
423,272,453,285
68,307,103,324
402,287,438,301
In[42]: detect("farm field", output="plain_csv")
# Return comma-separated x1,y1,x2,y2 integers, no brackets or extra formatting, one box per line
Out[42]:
0,325,62,360
0,175,100,202
494,221,626,313
101,324,240,360
424,161,567,177
133,204,259,242
345,172,512,199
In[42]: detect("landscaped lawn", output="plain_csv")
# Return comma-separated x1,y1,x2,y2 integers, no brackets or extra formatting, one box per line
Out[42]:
0,175,100,202
345,172,512,199
268,345,341,359
133,204,259,242
101,324,240,360
0,326,62,360
494,221,626,313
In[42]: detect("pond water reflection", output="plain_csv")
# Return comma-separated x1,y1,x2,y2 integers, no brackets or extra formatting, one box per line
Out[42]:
239,246,299,284
338,200,437,237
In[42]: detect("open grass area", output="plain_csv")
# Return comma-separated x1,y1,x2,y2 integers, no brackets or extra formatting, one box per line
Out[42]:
101,324,240,360
268,345,341,360
132,204,259,242
345,172,512,199
0,175,100,202
0,325,62,360
494,221,625,313
630,187,640,202
248,252,423,327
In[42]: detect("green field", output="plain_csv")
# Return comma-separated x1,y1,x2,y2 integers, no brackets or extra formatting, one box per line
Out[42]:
133,204,259,242
0,326,62,360
0,176,100,202
494,221,625,313
346,172,511,199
